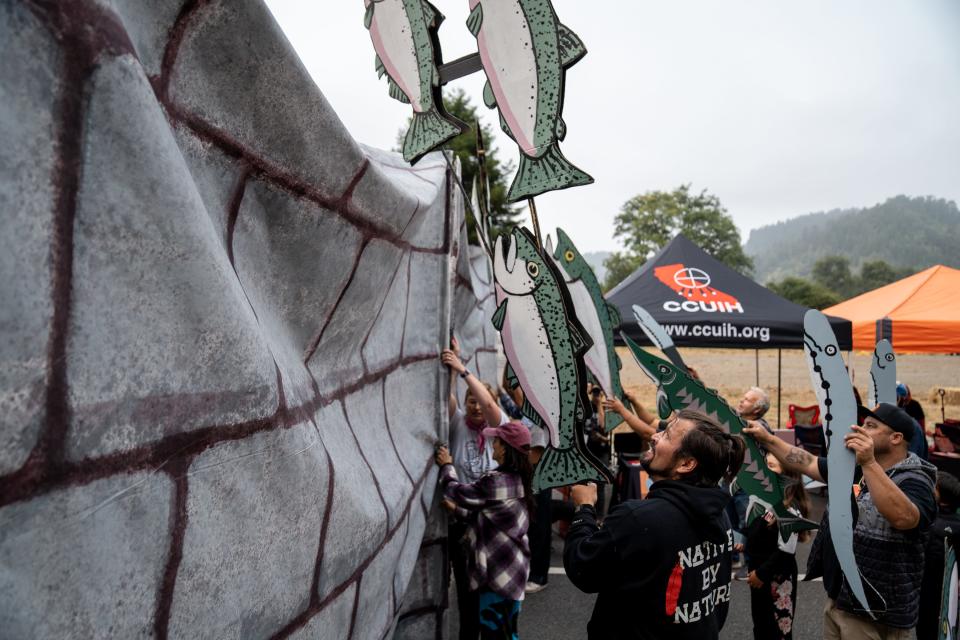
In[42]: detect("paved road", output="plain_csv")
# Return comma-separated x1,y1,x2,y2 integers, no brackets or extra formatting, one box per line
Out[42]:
450,491,830,639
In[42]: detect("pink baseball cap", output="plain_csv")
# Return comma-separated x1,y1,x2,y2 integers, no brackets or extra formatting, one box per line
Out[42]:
482,421,531,452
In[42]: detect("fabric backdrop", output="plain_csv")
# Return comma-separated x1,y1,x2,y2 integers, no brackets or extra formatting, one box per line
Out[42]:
0,1,499,638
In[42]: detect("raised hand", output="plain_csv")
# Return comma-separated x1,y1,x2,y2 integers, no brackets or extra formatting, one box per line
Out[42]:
440,349,466,374
844,425,876,467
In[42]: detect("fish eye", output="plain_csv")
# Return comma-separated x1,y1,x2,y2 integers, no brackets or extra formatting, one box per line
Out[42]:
564,250,575,263
885,354,894,361
825,345,837,356
526,261,539,278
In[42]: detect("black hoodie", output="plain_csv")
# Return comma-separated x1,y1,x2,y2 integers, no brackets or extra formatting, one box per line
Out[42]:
564,480,734,640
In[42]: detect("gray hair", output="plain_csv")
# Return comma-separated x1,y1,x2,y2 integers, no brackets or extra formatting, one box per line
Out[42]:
748,387,770,418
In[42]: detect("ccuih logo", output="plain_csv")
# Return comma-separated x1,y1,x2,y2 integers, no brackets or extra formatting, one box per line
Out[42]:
654,264,744,314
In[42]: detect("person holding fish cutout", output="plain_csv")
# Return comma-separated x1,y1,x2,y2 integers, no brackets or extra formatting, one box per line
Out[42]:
563,409,745,639
744,402,937,638
622,337,816,544
742,452,812,640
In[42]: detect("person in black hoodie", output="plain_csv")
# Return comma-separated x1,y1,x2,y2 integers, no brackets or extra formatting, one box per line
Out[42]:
918,471,960,640
564,409,745,640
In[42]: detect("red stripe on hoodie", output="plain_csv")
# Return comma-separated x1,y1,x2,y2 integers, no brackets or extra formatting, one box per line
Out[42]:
664,559,683,616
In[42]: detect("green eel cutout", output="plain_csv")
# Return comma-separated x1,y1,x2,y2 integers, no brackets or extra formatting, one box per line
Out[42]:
624,334,818,543
939,538,958,640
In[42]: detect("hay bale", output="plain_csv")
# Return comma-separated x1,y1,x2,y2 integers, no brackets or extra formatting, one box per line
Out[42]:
929,387,960,405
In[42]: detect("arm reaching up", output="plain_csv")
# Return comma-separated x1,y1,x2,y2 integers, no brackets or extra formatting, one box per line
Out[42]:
441,344,502,427
624,390,661,427
742,420,823,482
603,397,655,439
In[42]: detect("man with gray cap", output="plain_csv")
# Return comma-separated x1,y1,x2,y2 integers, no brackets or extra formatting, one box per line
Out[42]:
745,403,936,639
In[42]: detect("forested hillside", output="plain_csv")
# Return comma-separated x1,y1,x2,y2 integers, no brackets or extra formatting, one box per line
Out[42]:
745,196,960,283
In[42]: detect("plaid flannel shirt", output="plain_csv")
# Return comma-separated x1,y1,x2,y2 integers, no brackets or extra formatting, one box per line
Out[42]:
440,464,530,601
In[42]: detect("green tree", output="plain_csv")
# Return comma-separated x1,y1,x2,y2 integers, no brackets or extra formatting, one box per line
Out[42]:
603,184,753,290
857,259,898,293
811,256,854,297
602,252,644,292
767,277,841,310
398,89,520,243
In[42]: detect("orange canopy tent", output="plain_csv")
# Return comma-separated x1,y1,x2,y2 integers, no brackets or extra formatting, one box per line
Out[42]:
824,265,960,353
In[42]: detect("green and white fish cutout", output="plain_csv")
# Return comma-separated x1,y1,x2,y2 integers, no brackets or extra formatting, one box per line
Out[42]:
545,228,629,432
803,309,877,617
868,339,897,406
365,0,467,163
466,0,594,202
623,334,818,543
492,227,613,492
939,539,959,640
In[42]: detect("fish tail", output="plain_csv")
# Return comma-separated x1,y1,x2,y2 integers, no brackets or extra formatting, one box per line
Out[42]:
402,108,467,163
532,445,611,493
774,511,820,543
507,142,593,202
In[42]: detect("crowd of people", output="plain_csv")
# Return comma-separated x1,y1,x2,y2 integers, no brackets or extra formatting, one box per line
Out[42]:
433,339,952,640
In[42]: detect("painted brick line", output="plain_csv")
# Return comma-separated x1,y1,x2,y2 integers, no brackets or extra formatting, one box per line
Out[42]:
382,382,416,487
358,252,408,376
270,460,435,639
308,443,336,604
0,352,435,509
419,487,431,521
224,164,251,268
454,271,475,296
335,158,370,211
16,0,136,500
396,199,422,241
341,401,391,525
153,1,452,260
155,0,206,103
302,236,370,364
347,574,363,640
166,102,450,258
153,456,193,640
398,251,414,359
312,353,436,412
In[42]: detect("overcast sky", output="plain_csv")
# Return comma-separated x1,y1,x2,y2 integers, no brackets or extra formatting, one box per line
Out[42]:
264,1,960,253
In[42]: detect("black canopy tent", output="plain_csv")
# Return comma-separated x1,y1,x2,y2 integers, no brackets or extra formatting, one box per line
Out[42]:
605,234,853,425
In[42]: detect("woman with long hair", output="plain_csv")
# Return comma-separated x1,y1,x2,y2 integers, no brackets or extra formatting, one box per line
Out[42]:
745,452,811,640
436,421,534,640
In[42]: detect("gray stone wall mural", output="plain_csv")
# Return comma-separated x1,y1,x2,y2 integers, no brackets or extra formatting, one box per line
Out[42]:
0,1,498,638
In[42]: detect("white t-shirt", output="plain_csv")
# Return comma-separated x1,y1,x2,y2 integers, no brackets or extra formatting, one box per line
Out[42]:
525,417,549,450
449,408,506,484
